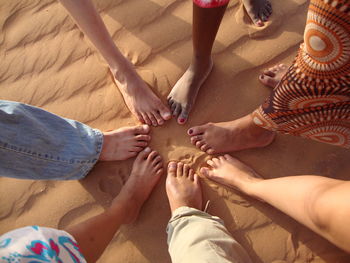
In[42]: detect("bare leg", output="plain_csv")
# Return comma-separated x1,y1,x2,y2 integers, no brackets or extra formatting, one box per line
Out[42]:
188,114,275,154
167,3,227,124
99,125,151,161
201,155,350,253
259,64,288,88
66,147,163,262
59,0,171,126
242,0,272,27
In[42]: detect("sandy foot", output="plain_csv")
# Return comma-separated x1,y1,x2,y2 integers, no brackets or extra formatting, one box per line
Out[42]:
167,59,213,125
200,154,261,195
243,0,272,26
99,125,151,161
166,162,202,212
188,114,275,154
111,147,163,223
112,64,171,127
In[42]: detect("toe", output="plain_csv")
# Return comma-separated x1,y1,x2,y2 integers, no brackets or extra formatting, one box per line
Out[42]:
141,113,152,126
190,135,202,145
135,141,148,147
153,155,162,165
177,110,189,125
189,170,195,181
159,102,171,121
188,126,204,136
183,164,190,177
212,157,220,165
153,112,164,126
136,112,146,124
132,146,143,152
168,162,177,176
136,134,151,141
224,154,234,161
263,69,276,77
195,140,205,150
147,113,158,127
200,144,210,152
206,148,215,155
147,150,159,161
156,168,164,176
177,162,184,177
259,74,277,88
136,147,152,161
200,167,211,178
172,103,181,118
134,125,150,134
207,159,215,167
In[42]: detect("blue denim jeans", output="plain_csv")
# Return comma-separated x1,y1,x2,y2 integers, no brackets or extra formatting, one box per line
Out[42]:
0,100,103,180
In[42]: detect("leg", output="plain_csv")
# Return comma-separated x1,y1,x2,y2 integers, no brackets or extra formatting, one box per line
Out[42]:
188,114,275,154
66,147,163,262
168,2,228,124
189,0,350,152
0,148,163,263
201,155,350,253
166,161,252,263
59,0,171,126
0,100,151,180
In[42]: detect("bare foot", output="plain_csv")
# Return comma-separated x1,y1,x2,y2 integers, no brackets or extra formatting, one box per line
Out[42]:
167,59,213,124
259,64,288,88
242,0,272,27
99,125,151,161
111,147,164,223
200,154,261,195
166,162,202,212
111,62,171,127
188,114,275,154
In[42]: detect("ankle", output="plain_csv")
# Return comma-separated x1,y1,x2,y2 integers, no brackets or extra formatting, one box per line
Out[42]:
110,60,137,86
191,55,213,69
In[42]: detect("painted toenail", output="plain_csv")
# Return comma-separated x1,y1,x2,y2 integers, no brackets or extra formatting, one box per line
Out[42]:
188,129,193,134
179,118,185,123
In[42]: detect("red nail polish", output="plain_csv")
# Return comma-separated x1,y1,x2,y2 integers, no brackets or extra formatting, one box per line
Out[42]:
179,118,185,123
188,129,193,134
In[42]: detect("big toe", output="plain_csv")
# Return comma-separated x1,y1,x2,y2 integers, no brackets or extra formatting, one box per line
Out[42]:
159,103,172,121
136,147,152,161
200,167,212,178
177,110,189,125
188,125,204,136
134,124,150,134
167,162,178,177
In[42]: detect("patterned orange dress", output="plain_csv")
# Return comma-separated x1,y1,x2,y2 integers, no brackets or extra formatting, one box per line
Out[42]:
252,0,350,148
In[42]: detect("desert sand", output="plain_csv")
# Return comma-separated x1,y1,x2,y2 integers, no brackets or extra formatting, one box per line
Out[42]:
1,0,350,262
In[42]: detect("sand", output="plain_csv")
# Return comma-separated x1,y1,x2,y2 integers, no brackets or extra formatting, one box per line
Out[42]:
1,0,350,262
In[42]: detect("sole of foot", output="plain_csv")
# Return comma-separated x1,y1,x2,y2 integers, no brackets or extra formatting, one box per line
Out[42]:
99,125,151,161
188,114,275,154
166,161,203,213
111,66,171,127
167,59,213,125
242,0,272,27
111,147,164,223
200,154,262,195
259,64,288,88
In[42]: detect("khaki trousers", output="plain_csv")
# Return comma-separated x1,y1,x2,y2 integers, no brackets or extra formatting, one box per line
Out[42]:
167,206,252,263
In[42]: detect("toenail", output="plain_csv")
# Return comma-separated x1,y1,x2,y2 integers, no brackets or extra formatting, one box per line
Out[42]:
179,118,185,123
188,129,193,134
144,147,151,152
